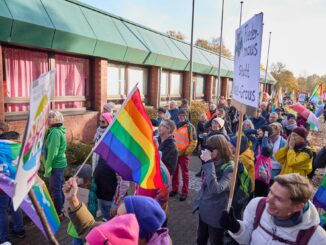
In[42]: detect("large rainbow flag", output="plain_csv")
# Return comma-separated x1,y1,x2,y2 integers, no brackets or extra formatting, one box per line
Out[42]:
94,87,164,189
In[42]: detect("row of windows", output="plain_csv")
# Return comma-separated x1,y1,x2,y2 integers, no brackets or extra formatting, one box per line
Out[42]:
2,47,224,114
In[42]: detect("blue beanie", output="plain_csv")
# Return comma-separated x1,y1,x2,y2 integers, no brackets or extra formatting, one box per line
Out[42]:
230,136,249,154
124,196,165,238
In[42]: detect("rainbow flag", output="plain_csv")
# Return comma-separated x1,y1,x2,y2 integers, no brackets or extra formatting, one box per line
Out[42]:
33,177,60,234
309,83,323,104
94,86,164,189
293,89,297,103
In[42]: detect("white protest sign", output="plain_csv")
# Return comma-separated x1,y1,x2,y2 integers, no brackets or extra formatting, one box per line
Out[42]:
232,13,263,109
13,70,55,210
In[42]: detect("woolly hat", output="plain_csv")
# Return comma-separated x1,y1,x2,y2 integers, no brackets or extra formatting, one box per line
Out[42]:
158,107,166,114
212,117,225,128
103,102,116,113
101,112,113,124
287,113,296,120
260,125,273,137
76,164,92,183
230,136,249,154
292,127,308,140
124,196,166,238
178,109,187,115
85,213,139,245
270,122,283,131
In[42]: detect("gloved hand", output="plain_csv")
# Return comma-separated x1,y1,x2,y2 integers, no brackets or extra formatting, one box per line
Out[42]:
220,207,240,233
200,149,212,163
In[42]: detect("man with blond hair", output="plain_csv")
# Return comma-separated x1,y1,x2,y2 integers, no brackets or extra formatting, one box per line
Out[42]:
221,173,326,244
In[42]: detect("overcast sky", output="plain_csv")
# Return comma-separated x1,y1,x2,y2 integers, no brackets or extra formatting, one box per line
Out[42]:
80,0,326,77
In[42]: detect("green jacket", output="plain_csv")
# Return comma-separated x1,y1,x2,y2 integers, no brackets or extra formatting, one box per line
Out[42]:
44,124,67,178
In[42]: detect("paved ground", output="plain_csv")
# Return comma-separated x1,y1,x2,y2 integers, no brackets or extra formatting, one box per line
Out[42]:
9,155,203,245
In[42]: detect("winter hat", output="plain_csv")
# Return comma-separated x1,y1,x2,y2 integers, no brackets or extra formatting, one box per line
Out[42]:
287,113,296,120
292,127,308,140
270,122,283,131
103,102,116,113
260,125,273,137
230,136,249,154
76,164,92,183
124,196,166,238
85,213,139,245
158,107,166,114
178,109,187,115
212,117,225,128
101,112,113,124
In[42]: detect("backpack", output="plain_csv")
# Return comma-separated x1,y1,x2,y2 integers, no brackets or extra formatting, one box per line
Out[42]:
221,161,251,208
253,198,317,245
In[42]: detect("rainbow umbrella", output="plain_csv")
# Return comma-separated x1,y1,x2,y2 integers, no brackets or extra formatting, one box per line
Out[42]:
288,104,320,131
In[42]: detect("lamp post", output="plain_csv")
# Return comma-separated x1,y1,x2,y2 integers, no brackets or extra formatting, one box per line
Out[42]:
239,1,244,26
216,0,225,101
189,0,195,102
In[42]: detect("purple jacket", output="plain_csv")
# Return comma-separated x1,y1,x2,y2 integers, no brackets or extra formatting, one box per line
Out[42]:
148,228,171,245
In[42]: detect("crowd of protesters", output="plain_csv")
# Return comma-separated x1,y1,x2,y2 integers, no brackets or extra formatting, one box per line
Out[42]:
1,94,326,245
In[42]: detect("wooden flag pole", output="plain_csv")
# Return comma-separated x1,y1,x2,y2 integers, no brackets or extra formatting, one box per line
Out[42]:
227,102,245,211
28,189,59,245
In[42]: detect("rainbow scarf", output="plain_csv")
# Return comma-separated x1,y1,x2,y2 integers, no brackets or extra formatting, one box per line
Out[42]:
94,87,164,189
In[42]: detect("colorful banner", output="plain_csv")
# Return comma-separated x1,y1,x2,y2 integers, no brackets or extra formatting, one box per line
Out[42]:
232,13,263,108
0,175,60,238
13,70,55,210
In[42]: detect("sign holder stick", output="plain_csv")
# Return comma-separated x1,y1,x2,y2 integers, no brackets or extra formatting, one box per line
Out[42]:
28,189,59,245
227,101,245,211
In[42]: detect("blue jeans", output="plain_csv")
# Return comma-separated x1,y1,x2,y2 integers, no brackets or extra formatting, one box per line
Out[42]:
98,199,112,220
0,193,24,242
72,238,83,245
49,168,65,215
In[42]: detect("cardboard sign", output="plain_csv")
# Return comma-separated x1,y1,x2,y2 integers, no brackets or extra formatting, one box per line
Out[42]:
13,71,55,210
298,93,307,102
232,13,263,110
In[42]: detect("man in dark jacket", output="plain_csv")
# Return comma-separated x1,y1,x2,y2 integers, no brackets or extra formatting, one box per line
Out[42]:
251,108,267,130
157,119,178,176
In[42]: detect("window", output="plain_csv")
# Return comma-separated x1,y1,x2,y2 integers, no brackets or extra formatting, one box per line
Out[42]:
107,64,125,97
195,75,204,98
54,55,90,110
128,66,148,96
4,47,48,112
170,72,182,96
160,71,168,96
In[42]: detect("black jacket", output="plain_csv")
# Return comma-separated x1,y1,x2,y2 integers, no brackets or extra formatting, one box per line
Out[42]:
93,158,117,201
158,135,178,175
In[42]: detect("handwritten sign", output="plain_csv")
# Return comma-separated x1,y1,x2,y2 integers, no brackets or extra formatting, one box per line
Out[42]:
13,71,55,210
232,13,263,109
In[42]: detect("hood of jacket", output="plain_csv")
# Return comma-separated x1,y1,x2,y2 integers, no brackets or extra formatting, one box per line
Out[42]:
240,148,255,163
147,228,170,245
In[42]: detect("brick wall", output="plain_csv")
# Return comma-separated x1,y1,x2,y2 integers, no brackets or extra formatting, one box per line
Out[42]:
8,112,98,143
148,67,160,108
0,44,4,120
220,77,228,97
204,75,214,102
94,58,108,112
183,71,191,101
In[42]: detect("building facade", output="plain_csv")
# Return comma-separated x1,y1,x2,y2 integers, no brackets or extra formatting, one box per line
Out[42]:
0,0,275,142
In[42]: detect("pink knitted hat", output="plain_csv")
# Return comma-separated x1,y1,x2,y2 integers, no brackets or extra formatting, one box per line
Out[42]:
101,112,113,125
85,213,139,245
